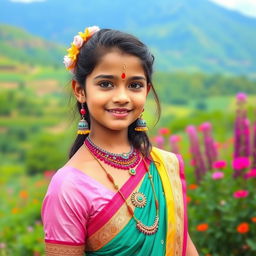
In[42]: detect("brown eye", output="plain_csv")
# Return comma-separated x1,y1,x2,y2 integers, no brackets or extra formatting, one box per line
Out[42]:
129,82,144,89
98,81,113,88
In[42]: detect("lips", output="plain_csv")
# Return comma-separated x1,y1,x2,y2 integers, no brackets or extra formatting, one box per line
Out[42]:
107,108,131,117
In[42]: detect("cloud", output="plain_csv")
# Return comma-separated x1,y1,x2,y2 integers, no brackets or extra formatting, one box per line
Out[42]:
10,0,46,3
210,0,256,17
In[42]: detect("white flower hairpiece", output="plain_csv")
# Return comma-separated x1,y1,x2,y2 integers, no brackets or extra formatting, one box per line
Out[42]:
63,26,100,74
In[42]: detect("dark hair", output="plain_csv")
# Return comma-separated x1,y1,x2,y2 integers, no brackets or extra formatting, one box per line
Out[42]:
69,29,161,159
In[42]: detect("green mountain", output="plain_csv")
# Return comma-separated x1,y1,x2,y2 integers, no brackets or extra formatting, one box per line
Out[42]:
0,24,64,67
1,0,256,74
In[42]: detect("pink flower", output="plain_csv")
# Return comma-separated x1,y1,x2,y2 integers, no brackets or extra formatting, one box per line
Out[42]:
198,122,212,132
233,190,249,198
87,25,100,34
63,55,74,69
155,135,164,144
72,35,84,48
169,135,181,143
186,125,196,134
236,92,247,103
0,243,6,249
212,160,227,169
158,127,170,135
212,171,224,180
244,169,256,179
190,159,196,166
232,157,250,171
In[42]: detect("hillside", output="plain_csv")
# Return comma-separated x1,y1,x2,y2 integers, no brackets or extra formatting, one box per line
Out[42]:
1,0,256,74
0,24,64,68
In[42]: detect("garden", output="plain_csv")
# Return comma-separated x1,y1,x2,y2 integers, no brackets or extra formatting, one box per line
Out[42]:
0,69,256,255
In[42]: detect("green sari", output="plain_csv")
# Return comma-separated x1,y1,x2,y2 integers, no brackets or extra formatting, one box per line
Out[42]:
85,148,188,256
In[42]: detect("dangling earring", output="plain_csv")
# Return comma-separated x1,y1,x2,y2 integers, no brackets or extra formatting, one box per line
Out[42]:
135,110,148,132
77,103,90,135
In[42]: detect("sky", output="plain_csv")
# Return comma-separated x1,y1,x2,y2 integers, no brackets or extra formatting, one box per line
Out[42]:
8,0,256,18
209,0,256,17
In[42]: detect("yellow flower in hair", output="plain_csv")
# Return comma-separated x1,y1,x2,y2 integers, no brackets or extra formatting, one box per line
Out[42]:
64,26,100,74
79,28,90,40
67,44,80,61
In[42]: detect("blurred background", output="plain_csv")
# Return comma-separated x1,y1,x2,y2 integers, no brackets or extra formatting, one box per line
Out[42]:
0,0,256,255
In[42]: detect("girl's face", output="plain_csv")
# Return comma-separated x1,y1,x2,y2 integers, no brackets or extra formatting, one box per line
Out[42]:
83,50,148,134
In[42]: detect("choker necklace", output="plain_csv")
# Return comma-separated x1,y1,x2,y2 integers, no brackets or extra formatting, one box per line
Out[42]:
87,149,159,235
84,137,141,173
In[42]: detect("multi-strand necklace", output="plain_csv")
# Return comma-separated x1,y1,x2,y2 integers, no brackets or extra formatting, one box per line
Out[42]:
84,137,141,176
84,138,159,235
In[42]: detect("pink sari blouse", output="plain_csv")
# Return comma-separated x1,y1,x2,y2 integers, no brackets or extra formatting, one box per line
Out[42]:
41,166,115,245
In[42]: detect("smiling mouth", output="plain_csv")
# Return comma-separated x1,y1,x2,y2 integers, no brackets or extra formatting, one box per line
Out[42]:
107,109,131,113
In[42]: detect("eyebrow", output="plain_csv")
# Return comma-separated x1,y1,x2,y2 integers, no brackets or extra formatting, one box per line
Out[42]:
94,74,146,81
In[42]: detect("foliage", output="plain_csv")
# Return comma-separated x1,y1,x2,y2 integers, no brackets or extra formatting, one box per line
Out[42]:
188,170,256,256
25,133,70,175
153,72,256,105
0,24,64,67
0,169,49,255
1,63,256,254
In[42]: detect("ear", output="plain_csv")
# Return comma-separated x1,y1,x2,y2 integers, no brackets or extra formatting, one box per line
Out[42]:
72,80,86,102
146,83,151,95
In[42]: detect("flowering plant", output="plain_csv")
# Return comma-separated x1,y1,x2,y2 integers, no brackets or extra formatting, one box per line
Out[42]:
187,170,256,256
63,26,100,73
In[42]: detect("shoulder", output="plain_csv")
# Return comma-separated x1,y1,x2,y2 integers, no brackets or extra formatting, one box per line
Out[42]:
151,146,184,171
43,165,96,207
151,146,180,161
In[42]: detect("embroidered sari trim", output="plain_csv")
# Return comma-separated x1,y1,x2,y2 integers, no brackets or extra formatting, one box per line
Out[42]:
176,153,188,256
87,158,146,237
86,175,145,251
45,242,85,256
151,147,187,256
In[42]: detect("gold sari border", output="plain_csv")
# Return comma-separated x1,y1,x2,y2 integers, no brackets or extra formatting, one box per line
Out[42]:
86,174,145,252
45,242,85,256
151,147,185,256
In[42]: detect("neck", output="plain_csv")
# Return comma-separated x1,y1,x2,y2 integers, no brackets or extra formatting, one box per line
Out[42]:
88,129,131,154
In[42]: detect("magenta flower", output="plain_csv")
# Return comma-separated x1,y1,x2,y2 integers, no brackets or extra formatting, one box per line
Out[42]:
212,171,224,180
154,135,164,148
232,157,250,171
212,160,227,169
244,169,256,179
233,190,249,198
236,92,247,103
169,135,181,154
169,135,181,143
198,122,212,132
190,159,196,166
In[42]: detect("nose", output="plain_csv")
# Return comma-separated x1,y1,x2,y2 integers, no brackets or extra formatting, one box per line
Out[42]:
112,87,130,104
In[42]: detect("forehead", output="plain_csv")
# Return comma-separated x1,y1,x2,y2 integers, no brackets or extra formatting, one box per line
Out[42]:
91,50,145,76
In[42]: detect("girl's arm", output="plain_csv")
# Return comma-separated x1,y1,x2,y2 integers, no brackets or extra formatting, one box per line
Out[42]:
186,233,199,256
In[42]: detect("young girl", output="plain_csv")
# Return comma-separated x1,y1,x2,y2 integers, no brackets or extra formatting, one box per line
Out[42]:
41,26,198,256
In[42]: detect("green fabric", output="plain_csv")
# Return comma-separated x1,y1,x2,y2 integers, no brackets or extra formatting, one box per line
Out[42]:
86,162,167,256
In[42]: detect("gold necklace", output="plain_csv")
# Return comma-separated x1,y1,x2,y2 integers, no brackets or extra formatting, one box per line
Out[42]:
88,150,159,235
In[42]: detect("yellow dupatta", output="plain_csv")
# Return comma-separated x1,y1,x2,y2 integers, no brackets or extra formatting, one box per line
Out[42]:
151,147,187,256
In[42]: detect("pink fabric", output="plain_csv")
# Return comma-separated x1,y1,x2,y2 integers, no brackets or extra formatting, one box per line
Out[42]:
41,166,114,245
176,154,188,256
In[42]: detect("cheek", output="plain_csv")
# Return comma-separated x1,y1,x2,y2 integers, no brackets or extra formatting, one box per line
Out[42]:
134,94,147,106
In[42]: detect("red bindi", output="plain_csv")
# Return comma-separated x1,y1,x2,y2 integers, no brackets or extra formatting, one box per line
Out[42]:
121,72,126,79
